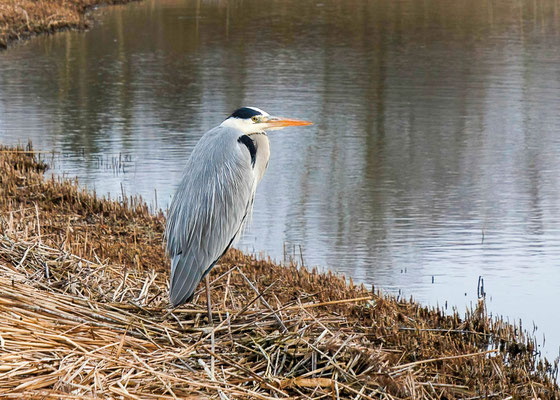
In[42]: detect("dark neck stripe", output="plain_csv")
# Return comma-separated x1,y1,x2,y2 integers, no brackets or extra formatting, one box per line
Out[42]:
238,135,257,167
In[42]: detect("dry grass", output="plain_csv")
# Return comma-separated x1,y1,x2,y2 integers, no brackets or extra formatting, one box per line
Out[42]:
0,143,559,399
0,0,136,48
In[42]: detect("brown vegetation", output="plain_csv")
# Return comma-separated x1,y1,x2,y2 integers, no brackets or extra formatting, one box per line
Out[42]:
0,143,558,399
0,0,136,48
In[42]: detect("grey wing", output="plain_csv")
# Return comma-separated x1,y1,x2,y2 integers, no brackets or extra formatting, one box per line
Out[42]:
166,131,255,307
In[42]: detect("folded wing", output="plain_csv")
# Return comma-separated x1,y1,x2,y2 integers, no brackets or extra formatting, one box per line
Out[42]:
166,128,255,307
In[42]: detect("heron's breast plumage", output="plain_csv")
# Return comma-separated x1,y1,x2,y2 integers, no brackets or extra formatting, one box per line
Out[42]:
249,132,270,184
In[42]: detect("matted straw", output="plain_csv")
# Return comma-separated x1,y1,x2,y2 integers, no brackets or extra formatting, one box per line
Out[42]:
0,143,558,399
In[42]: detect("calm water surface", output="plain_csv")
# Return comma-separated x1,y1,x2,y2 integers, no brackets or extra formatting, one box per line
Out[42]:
1,0,559,357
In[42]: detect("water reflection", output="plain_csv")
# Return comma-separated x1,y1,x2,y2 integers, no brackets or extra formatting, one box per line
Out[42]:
1,0,560,357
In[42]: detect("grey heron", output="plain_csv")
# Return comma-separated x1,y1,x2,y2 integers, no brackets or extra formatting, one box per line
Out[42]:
166,107,312,319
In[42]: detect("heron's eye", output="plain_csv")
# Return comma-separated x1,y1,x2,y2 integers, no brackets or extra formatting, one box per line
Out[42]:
251,116,259,123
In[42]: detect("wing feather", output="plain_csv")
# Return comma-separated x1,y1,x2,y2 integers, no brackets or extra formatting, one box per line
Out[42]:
170,252,202,306
166,126,256,307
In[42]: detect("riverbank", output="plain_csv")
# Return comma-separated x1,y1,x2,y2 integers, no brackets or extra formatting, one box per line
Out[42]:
0,143,558,399
0,0,138,49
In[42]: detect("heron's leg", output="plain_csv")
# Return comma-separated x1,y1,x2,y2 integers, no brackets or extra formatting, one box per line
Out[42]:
205,275,213,324
205,274,215,375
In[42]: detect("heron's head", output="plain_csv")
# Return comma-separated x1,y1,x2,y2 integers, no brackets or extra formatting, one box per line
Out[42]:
220,107,312,134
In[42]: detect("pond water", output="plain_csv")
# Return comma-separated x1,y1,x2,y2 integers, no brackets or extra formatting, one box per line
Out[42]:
1,0,559,358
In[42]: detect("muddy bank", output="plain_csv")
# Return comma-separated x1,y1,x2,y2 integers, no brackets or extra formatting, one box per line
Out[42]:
0,0,138,49
0,143,559,398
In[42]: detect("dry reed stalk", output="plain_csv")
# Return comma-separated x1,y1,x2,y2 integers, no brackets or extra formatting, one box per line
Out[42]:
0,143,558,399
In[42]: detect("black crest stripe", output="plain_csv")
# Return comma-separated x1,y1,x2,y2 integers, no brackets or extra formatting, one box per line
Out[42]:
238,135,257,167
230,107,262,119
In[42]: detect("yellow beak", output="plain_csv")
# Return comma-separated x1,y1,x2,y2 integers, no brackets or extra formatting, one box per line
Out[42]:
265,117,313,128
